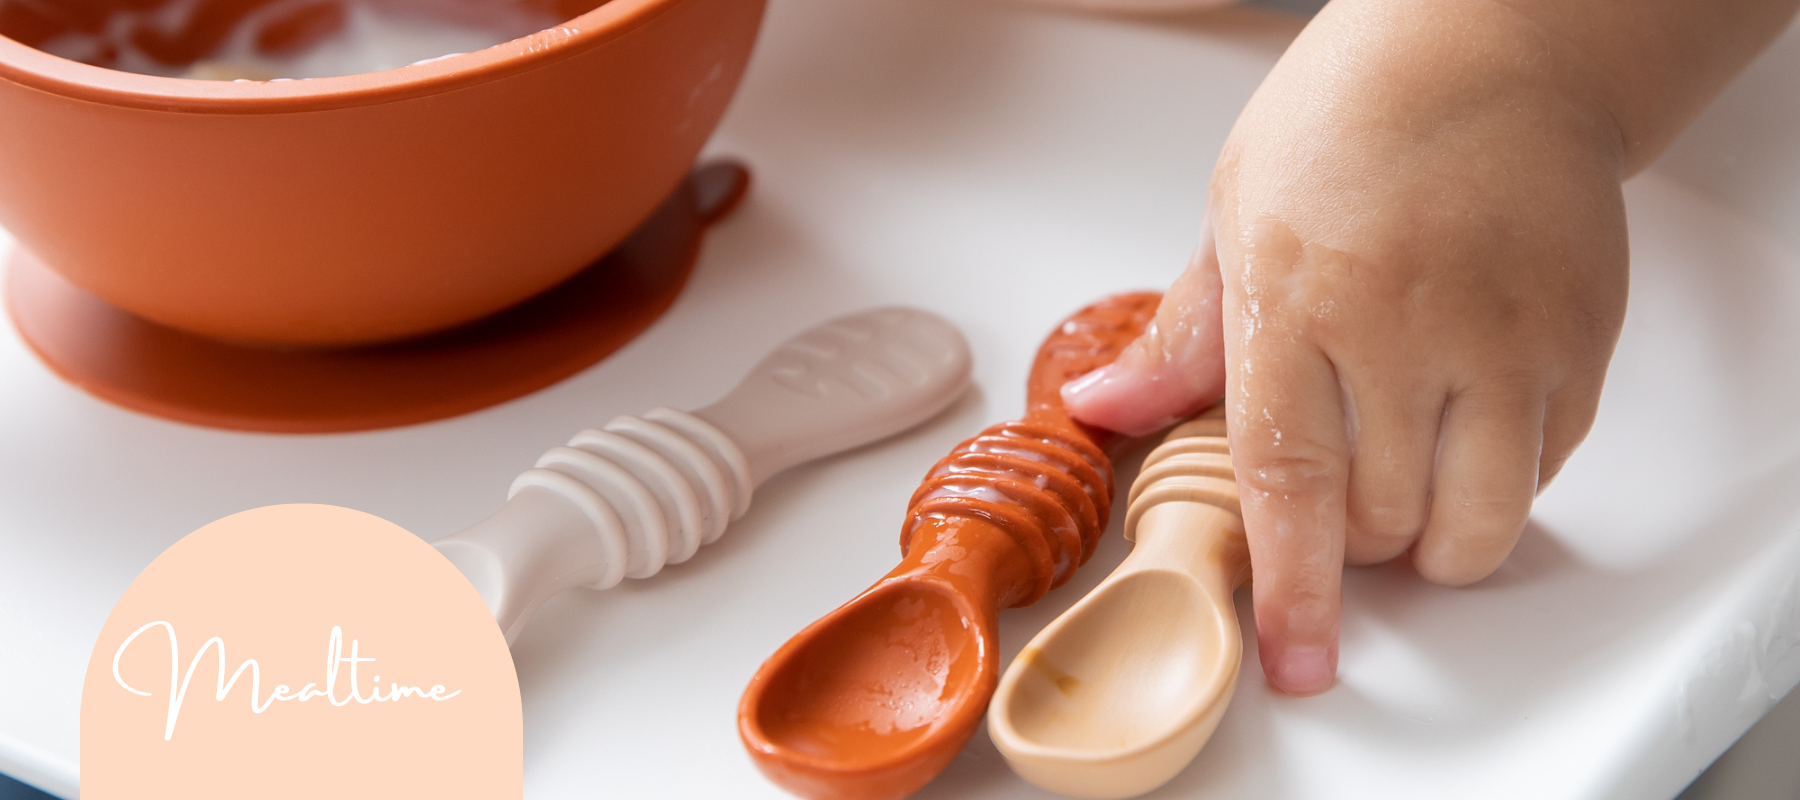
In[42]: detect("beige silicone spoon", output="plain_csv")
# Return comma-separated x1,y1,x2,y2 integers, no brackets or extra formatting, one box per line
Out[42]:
987,407,1248,799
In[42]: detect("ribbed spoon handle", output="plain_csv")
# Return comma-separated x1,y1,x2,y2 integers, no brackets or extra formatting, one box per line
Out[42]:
435,307,972,644
1123,408,1248,592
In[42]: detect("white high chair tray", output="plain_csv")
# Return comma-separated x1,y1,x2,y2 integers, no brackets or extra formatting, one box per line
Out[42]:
3,2,1799,798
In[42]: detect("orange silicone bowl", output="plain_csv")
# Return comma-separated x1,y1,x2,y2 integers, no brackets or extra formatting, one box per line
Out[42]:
0,0,765,347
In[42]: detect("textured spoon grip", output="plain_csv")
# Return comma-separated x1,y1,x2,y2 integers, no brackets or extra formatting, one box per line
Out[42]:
437,307,972,643
510,407,751,588
1124,408,1241,542
903,421,1112,605
899,292,1159,607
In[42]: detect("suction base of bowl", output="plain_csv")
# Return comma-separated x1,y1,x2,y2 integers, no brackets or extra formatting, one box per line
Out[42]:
4,160,750,434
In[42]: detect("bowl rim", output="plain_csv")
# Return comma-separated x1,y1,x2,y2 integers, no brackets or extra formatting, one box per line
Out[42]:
0,0,684,113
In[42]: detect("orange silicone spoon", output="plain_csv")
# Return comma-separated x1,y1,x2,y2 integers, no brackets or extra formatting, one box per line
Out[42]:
738,292,1161,800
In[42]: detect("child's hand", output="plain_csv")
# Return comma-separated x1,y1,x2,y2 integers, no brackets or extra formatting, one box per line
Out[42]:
1064,0,1797,695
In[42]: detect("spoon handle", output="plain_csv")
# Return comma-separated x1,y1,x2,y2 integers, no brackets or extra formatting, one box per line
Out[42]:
434,307,972,644
1120,408,1249,598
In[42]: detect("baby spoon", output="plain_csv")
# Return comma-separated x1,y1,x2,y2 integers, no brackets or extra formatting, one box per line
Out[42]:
987,408,1247,799
737,292,1161,800
432,307,972,644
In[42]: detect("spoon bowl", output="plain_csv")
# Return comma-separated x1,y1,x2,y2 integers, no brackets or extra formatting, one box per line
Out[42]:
741,576,995,800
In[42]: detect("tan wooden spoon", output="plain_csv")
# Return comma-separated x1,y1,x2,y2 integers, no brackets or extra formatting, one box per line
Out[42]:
987,407,1248,799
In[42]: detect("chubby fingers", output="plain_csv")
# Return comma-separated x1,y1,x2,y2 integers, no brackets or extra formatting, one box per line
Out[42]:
1341,370,1442,566
1538,372,1606,491
1062,238,1228,435
1413,386,1546,585
1221,236,1350,698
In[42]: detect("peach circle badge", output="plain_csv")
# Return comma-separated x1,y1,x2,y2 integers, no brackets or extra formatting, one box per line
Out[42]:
81,504,522,799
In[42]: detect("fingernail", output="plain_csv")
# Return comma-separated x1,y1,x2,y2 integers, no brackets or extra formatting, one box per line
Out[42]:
1060,364,1115,403
1062,364,1179,436
1272,645,1335,696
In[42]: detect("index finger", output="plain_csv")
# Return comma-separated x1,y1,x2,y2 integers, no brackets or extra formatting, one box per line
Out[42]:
1224,291,1349,697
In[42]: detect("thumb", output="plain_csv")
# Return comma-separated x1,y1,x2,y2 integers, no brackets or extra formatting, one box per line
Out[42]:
1063,233,1228,436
